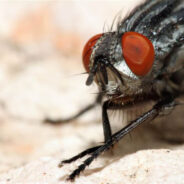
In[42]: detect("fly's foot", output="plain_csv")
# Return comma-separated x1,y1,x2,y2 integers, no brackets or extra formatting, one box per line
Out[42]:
58,145,103,181
65,143,111,181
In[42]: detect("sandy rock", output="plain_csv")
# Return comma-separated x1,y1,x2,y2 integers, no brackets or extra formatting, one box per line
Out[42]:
0,149,184,184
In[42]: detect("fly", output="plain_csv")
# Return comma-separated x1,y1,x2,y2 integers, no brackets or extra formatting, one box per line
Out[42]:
45,0,184,181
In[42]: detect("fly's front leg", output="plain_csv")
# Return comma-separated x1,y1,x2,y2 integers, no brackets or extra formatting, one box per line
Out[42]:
102,101,112,143
64,96,176,181
102,100,127,143
58,100,133,167
44,94,102,125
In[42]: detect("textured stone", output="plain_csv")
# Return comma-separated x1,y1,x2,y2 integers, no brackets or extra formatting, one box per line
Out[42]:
0,150,184,184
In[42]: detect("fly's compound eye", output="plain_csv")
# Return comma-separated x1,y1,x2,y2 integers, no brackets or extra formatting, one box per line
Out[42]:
122,32,155,76
82,33,103,72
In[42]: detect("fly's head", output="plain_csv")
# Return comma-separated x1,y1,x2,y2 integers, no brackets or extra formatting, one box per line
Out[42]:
82,31,155,98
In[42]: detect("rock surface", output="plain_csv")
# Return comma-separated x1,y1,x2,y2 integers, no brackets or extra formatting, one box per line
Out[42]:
0,150,184,184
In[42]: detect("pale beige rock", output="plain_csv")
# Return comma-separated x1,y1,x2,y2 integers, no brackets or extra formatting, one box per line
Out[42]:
0,150,184,184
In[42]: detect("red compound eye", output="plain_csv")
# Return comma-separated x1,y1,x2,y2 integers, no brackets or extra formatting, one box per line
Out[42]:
82,33,102,72
122,32,154,76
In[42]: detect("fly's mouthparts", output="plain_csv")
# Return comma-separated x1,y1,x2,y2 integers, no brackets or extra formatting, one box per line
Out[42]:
86,72,94,86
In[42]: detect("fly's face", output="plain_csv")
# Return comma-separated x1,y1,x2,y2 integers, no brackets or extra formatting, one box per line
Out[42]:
82,31,155,98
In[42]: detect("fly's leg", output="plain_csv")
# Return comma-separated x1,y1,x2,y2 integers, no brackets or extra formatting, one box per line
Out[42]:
102,101,113,143
44,94,102,125
102,100,129,142
63,96,175,181
59,146,102,166
58,100,130,167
